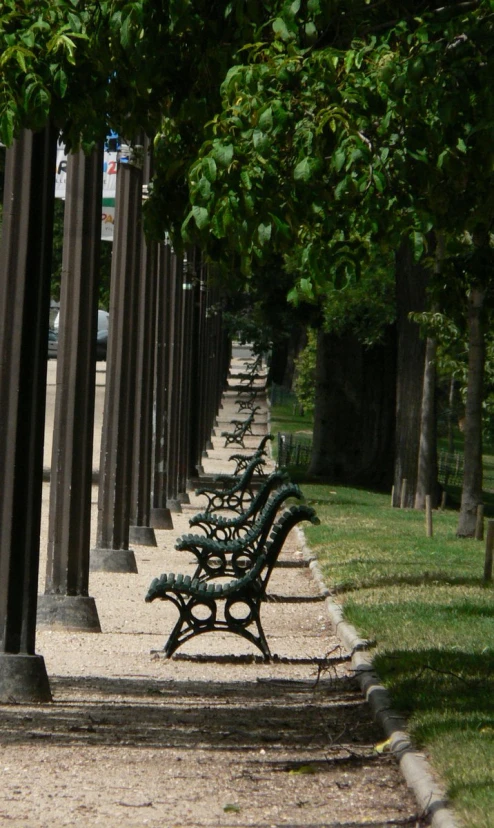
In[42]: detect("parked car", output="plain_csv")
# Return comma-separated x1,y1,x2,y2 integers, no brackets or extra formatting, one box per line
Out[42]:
48,328,58,358
96,326,108,360
50,310,109,360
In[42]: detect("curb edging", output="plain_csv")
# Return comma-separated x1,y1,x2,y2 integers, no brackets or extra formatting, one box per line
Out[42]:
295,527,460,828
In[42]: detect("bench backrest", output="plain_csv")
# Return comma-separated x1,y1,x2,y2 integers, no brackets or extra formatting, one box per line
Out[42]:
177,482,302,559
236,407,260,426
196,454,266,504
228,503,319,596
190,468,289,536
229,433,274,475
259,504,320,589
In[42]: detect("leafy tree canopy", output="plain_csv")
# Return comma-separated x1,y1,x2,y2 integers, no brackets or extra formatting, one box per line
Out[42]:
164,0,494,301
2,0,494,315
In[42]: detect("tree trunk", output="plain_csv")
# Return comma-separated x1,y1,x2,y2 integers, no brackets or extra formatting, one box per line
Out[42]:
392,243,428,507
447,376,456,453
307,327,396,488
415,234,443,510
282,325,306,389
415,335,439,509
457,285,485,536
268,340,289,386
307,330,338,479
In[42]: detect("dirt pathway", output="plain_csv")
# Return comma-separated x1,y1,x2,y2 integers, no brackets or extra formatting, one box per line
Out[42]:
0,358,427,827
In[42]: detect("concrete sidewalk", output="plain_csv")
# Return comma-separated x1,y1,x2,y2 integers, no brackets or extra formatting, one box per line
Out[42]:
0,356,428,827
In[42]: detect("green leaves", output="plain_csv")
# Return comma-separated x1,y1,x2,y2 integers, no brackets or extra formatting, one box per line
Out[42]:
53,67,68,98
202,157,217,183
240,170,252,190
253,129,270,152
47,32,84,65
24,80,51,114
0,108,15,146
258,222,272,245
197,177,212,200
258,106,273,132
412,230,426,263
293,157,312,181
192,205,209,230
0,0,109,145
272,17,293,43
333,149,346,172
212,141,234,167
0,45,33,73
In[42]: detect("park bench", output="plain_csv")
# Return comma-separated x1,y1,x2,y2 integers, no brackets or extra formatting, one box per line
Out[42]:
234,371,263,383
236,391,265,413
145,503,319,660
217,434,273,480
189,469,289,542
195,454,265,514
222,407,261,448
243,354,263,372
230,355,264,381
234,384,265,403
179,483,302,576
231,374,265,393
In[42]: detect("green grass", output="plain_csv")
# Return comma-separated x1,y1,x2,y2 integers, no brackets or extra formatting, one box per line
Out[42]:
269,400,494,820
300,483,494,827
269,399,313,437
437,431,494,498
269,398,313,468
270,400,494,823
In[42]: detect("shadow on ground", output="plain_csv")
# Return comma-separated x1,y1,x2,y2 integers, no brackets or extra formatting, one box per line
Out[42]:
0,672,384,759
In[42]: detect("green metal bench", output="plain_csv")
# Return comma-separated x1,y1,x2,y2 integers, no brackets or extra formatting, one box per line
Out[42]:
145,504,319,660
242,354,263,374
189,469,289,542
221,407,261,448
236,392,263,413
196,454,265,514
179,483,302,577
226,434,274,477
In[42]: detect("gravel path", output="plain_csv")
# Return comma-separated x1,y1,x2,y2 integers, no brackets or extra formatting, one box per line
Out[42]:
0,358,428,827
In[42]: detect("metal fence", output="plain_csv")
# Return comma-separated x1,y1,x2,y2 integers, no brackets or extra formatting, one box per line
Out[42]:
438,449,494,492
276,432,313,469
274,440,494,489
270,384,299,407
437,450,464,488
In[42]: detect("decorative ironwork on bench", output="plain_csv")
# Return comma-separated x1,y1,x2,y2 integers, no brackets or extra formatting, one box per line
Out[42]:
178,482,303,578
145,504,319,661
190,469,289,542
220,433,274,479
195,454,265,514
221,406,261,448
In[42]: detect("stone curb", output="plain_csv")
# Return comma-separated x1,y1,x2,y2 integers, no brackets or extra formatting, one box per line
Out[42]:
295,526,460,828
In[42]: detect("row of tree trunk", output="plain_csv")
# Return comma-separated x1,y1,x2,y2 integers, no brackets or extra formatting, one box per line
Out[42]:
306,239,484,537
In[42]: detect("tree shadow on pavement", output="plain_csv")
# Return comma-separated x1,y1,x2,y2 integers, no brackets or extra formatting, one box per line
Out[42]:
0,672,385,756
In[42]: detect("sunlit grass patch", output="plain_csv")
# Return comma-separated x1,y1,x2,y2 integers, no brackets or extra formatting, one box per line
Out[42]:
346,597,494,651
298,482,494,826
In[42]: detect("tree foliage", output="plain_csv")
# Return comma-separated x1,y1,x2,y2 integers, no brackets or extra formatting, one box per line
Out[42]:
4,1,493,279
163,1,494,305
293,327,317,415
0,0,113,146
3,0,494,521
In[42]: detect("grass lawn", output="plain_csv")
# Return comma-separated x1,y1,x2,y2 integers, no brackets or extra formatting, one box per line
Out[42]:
269,398,313,436
303,486,494,828
268,396,313,466
269,401,494,827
